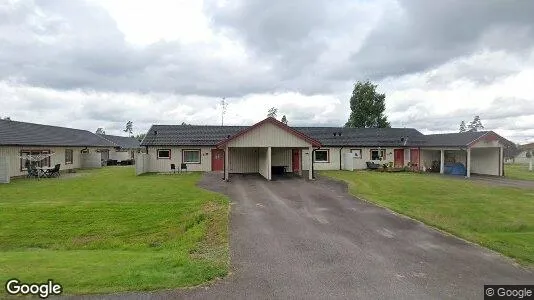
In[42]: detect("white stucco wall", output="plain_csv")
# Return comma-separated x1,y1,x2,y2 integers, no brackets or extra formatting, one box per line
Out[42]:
146,146,213,172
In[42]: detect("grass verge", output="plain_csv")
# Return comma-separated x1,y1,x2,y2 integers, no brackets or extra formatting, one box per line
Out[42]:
0,167,229,295
505,164,534,181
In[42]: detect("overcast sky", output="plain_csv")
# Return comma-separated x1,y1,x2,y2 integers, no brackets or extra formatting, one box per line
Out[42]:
1,0,533,143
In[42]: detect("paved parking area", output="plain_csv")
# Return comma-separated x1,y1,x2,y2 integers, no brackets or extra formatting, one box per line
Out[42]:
79,173,533,300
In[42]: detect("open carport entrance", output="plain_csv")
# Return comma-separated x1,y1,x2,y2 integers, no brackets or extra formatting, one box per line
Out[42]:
421,147,503,177
226,147,308,180
217,117,322,181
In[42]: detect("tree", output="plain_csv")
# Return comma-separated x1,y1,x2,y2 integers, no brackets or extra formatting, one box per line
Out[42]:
281,115,288,125
181,122,190,126
345,81,390,128
459,121,466,133
95,127,106,135
124,121,133,137
2,116,11,120
135,133,146,142
467,115,484,132
267,107,278,118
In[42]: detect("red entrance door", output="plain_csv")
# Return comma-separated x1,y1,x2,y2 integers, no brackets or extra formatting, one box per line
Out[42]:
211,149,224,171
292,149,300,173
394,149,404,168
410,149,420,170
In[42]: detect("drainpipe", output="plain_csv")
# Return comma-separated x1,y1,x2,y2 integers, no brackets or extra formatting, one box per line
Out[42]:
339,146,344,170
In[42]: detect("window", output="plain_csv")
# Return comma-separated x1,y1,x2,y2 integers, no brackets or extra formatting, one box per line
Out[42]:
20,150,51,170
157,149,171,159
351,149,362,159
183,149,201,164
65,149,73,164
370,149,386,160
314,149,329,162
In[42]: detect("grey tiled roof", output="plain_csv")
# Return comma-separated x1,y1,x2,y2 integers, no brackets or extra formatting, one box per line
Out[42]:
141,125,247,146
99,134,141,149
421,131,489,147
294,127,426,147
0,119,114,147
141,123,509,148
141,124,432,147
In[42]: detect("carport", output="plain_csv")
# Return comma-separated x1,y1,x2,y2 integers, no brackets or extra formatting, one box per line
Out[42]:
216,118,322,181
420,132,504,177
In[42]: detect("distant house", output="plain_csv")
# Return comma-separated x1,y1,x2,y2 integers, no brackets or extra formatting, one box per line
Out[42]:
139,117,509,179
512,143,534,164
0,119,114,179
97,134,142,165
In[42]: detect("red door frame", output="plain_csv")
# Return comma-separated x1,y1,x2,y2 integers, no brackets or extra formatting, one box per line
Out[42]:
211,149,224,171
410,148,420,170
394,149,404,168
292,149,300,173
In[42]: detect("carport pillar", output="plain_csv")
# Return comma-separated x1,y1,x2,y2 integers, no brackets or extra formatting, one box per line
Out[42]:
224,146,229,181
440,149,445,174
308,146,313,180
466,148,471,178
267,146,272,181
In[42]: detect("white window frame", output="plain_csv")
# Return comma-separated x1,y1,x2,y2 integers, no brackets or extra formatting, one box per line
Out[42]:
182,149,201,164
65,149,73,164
314,149,329,163
351,149,362,159
157,149,171,159
370,149,386,161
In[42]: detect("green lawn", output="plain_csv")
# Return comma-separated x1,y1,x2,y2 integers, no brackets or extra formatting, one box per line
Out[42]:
505,163,534,181
322,171,534,266
0,167,229,295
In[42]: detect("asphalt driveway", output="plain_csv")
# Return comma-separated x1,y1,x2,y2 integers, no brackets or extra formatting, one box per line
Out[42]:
80,173,532,300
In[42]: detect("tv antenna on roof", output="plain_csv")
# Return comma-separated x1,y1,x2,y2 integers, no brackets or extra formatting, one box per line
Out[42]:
221,97,228,126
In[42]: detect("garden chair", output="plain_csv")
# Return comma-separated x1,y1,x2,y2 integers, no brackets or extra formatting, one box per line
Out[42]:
170,164,176,174
45,164,61,178
180,163,187,173
25,161,39,178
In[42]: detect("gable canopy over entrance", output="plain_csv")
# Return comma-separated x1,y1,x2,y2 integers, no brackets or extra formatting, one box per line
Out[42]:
217,117,322,148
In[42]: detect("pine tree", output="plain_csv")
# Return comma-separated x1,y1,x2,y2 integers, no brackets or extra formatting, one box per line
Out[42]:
459,121,466,133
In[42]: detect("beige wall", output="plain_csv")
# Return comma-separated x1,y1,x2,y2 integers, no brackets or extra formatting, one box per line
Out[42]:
471,147,500,176
228,122,311,148
229,147,259,173
146,146,212,172
271,148,292,172
258,147,269,179
305,147,403,171
0,146,102,178
0,156,9,183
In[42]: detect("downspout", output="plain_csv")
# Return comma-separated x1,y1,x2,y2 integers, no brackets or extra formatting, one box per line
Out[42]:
339,146,344,170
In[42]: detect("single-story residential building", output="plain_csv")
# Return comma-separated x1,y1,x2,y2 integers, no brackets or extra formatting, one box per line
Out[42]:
139,117,507,180
511,142,534,164
0,119,134,181
97,134,142,165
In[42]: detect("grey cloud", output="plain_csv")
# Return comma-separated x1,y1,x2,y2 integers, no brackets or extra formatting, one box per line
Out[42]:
346,0,534,81
0,0,283,97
